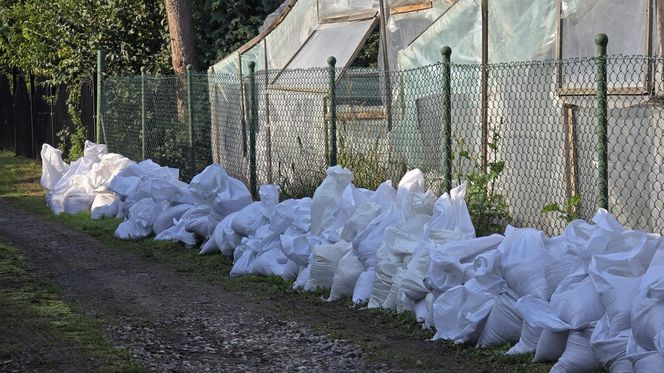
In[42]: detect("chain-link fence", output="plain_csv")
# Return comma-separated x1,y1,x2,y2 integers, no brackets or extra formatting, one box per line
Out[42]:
101,53,664,236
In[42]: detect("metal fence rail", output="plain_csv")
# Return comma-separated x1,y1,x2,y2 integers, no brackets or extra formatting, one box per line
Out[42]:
101,38,664,236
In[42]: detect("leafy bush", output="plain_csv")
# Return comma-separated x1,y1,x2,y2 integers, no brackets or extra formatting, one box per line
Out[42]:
455,132,512,236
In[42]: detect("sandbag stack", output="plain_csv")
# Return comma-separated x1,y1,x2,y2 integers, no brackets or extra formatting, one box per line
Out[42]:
40,141,664,372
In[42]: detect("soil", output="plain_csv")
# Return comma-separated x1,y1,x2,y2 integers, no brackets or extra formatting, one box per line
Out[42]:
0,197,503,372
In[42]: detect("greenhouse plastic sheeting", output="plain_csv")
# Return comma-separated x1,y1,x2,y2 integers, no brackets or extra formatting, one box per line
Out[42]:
283,19,377,71
384,0,456,70
398,0,482,68
265,0,319,70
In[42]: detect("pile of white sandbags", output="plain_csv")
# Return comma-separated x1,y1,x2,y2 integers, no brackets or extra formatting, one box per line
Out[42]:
41,142,664,372
41,141,133,217
426,209,664,373
110,163,252,244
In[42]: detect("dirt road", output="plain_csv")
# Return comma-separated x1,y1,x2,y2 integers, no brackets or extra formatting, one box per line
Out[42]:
0,198,392,372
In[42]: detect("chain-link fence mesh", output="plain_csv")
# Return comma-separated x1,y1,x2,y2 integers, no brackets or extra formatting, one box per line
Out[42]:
104,73,211,180
101,54,664,236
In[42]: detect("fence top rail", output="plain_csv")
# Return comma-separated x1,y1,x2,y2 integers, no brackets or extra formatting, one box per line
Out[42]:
102,54,662,81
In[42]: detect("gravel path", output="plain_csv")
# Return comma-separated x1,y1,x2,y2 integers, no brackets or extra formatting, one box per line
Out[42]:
0,198,383,372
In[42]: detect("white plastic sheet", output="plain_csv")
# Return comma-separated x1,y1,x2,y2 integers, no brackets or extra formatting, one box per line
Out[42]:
40,144,69,190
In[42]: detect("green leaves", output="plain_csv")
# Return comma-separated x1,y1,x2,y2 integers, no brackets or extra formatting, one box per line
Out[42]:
0,0,170,83
455,131,512,237
542,194,582,223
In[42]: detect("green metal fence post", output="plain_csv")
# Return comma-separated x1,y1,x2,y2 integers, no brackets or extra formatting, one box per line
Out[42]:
595,33,609,211
140,66,147,160
248,61,258,199
186,64,196,176
96,49,105,144
441,46,452,194
327,56,337,167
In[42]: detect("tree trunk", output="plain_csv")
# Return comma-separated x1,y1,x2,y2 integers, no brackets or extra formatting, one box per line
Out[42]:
164,0,197,122
164,0,197,73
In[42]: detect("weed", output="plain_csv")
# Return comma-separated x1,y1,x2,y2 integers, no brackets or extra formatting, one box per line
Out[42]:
454,132,512,236
542,194,582,223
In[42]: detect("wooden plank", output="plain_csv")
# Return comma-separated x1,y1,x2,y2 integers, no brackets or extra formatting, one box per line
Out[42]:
563,104,577,202
390,1,432,15
319,10,378,24
324,110,387,121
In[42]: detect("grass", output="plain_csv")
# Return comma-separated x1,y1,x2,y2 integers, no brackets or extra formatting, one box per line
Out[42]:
0,150,551,372
0,241,146,372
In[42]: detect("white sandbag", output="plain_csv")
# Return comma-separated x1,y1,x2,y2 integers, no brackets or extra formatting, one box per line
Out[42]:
304,240,352,291
293,264,311,289
189,164,228,204
395,169,425,212
353,208,401,269
229,249,256,277
589,256,642,332
232,203,265,237
427,235,504,297
634,353,664,373
212,176,253,217
544,236,584,296
426,183,475,244
47,155,99,214
328,251,364,301
352,268,375,304
310,165,354,236
91,192,120,220
324,184,372,242
413,293,433,325
433,264,506,343
282,233,320,268
395,242,432,304
432,284,495,344
271,198,298,232
340,201,381,242
115,198,164,239
154,218,197,246
199,236,218,255
550,326,602,373
590,315,633,372
181,205,212,237
107,161,154,199
476,289,522,347
83,140,108,158
149,178,194,205
550,273,605,329
631,282,664,352
515,295,572,331
250,248,290,277
499,226,551,299
369,214,430,308
40,144,69,190
88,153,134,191
505,320,542,355
153,204,192,235
533,329,570,363
212,211,242,256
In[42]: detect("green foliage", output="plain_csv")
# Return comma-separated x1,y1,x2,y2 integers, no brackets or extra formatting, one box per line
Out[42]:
542,194,582,223
351,28,380,68
193,0,282,68
0,0,171,153
455,132,512,236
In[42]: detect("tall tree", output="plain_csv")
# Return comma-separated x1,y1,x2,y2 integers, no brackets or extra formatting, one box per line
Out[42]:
164,0,198,73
